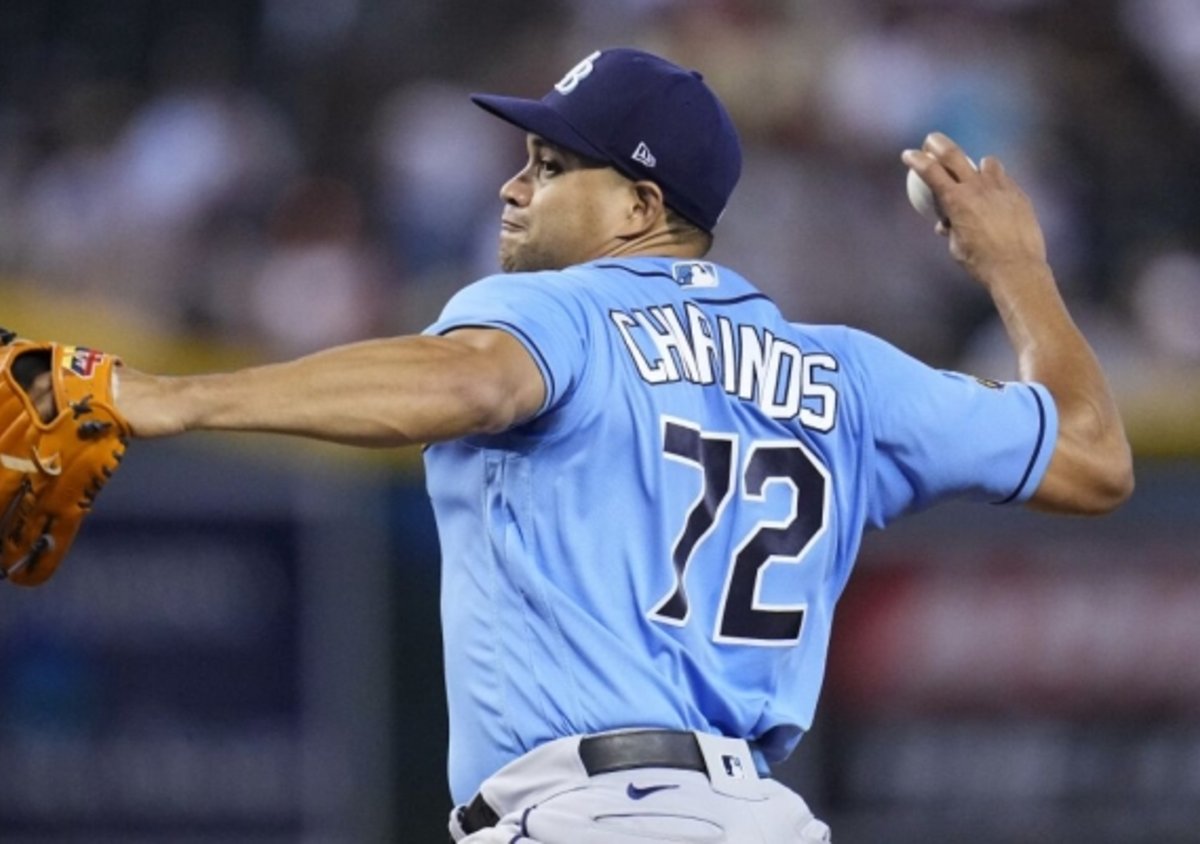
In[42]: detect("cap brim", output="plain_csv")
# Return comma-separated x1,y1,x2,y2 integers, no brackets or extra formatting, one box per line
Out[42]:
471,94,610,164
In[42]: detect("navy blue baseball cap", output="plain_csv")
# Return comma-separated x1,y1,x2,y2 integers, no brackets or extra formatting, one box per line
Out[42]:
471,48,742,233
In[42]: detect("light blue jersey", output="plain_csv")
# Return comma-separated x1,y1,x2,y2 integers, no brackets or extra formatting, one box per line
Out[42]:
424,256,1057,803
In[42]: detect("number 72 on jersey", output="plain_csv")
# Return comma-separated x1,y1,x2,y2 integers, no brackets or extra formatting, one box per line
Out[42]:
650,417,831,647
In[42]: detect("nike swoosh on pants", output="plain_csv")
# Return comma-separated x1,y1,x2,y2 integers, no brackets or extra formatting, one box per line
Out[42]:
626,783,681,800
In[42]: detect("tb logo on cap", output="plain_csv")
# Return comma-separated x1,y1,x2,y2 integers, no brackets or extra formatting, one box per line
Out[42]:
554,50,601,94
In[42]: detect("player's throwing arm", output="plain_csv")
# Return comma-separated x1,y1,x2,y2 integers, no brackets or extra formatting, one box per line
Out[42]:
903,133,1133,513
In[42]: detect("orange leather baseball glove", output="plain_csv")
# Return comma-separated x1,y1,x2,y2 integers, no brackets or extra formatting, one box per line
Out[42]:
0,329,130,586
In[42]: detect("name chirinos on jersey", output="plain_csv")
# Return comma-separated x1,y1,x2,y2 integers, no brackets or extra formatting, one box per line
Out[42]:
609,302,839,432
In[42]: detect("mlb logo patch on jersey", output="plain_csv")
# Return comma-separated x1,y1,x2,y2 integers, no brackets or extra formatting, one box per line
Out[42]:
61,345,104,378
671,261,719,288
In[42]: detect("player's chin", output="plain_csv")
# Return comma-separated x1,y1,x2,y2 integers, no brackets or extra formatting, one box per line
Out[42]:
498,250,519,274
498,238,553,274
498,232,525,273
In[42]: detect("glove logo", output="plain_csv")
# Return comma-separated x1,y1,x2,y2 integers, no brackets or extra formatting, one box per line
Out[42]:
62,346,104,378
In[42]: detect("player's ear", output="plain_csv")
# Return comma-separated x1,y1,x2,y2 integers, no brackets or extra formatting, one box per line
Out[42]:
620,180,667,238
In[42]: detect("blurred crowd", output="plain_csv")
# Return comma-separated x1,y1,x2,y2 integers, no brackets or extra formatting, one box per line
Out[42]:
1,0,1197,387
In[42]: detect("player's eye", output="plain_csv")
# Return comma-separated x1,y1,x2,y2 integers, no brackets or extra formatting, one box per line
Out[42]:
535,156,562,178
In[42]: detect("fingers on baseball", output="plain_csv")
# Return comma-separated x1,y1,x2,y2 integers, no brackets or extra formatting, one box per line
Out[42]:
921,132,977,182
902,149,955,196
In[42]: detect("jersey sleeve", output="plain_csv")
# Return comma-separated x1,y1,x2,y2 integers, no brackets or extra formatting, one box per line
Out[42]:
423,272,589,417
843,328,1059,526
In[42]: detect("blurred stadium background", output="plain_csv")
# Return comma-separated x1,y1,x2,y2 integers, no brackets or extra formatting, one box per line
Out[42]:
1,1,1198,842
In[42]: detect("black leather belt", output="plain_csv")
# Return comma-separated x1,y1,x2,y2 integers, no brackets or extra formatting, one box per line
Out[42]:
457,730,709,836
579,728,705,774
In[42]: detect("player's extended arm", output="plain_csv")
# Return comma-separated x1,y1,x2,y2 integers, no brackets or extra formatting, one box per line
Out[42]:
112,328,547,447
902,133,1133,515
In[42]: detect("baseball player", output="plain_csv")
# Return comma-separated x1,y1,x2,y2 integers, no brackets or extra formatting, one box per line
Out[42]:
94,49,1131,841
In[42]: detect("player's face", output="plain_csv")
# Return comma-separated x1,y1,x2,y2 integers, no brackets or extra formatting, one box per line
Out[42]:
497,136,635,272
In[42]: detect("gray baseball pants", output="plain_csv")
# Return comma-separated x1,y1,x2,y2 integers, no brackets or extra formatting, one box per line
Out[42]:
448,729,831,843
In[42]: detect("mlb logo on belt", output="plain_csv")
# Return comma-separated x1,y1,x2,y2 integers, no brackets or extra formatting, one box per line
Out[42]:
62,346,104,378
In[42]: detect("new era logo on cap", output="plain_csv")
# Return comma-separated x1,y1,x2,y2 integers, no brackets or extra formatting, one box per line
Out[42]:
631,142,656,168
471,48,742,232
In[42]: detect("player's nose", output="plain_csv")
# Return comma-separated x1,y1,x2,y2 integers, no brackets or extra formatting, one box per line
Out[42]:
499,169,531,207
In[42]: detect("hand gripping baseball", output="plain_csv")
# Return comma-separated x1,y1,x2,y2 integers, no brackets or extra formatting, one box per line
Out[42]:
0,329,131,585
902,132,1048,287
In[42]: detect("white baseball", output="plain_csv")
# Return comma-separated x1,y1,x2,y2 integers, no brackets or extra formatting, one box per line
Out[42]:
906,156,977,223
